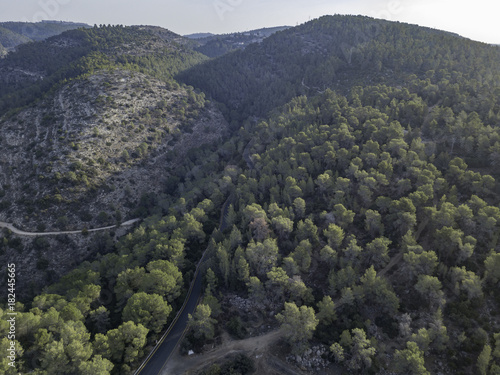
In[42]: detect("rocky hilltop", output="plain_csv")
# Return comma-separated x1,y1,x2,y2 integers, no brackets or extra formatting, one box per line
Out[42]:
0,69,227,231
0,25,227,297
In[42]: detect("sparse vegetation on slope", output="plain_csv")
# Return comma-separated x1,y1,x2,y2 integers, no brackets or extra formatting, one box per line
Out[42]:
0,24,208,115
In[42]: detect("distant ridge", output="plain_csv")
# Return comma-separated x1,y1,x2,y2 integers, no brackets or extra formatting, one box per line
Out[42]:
0,20,89,52
190,26,291,57
184,32,215,39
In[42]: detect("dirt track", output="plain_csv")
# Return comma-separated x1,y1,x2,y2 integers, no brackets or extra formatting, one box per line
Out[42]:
161,329,307,375
0,218,140,236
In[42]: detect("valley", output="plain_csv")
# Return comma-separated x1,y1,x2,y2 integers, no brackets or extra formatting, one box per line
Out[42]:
1,14,500,375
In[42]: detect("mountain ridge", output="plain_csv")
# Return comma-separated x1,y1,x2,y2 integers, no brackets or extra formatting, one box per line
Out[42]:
0,24,208,115
189,26,291,57
0,20,90,53
179,14,500,122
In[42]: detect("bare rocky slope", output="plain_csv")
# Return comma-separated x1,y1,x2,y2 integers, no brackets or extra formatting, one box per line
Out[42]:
0,70,228,297
0,24,228,299
0,69,227,231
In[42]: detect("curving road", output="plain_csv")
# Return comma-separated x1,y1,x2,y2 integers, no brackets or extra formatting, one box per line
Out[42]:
134,196,233,375
134,238,210,375
134,263,204,375
0,218,141,237
135,156,247,374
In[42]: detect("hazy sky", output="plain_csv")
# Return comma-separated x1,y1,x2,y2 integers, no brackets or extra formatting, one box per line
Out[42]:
0,0,498,44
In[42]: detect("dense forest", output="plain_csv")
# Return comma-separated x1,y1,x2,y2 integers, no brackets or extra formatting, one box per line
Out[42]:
197,90,500,374
1,15,500,375
180,15,500,122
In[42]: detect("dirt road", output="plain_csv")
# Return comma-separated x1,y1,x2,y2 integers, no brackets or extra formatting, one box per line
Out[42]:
0,218,140,236
161,329,306,375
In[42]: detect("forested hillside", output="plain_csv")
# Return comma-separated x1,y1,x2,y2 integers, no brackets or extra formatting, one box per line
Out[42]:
194,90,500,374
180,13,500,184
178,15,500,375
180,15,500,123
1,15,500,375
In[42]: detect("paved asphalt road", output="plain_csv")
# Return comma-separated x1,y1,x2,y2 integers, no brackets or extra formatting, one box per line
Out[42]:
135,194,234,375
135,253,205,375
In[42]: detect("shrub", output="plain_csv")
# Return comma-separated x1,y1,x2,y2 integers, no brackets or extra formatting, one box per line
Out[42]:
226,316,247,339
97,211,109,225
